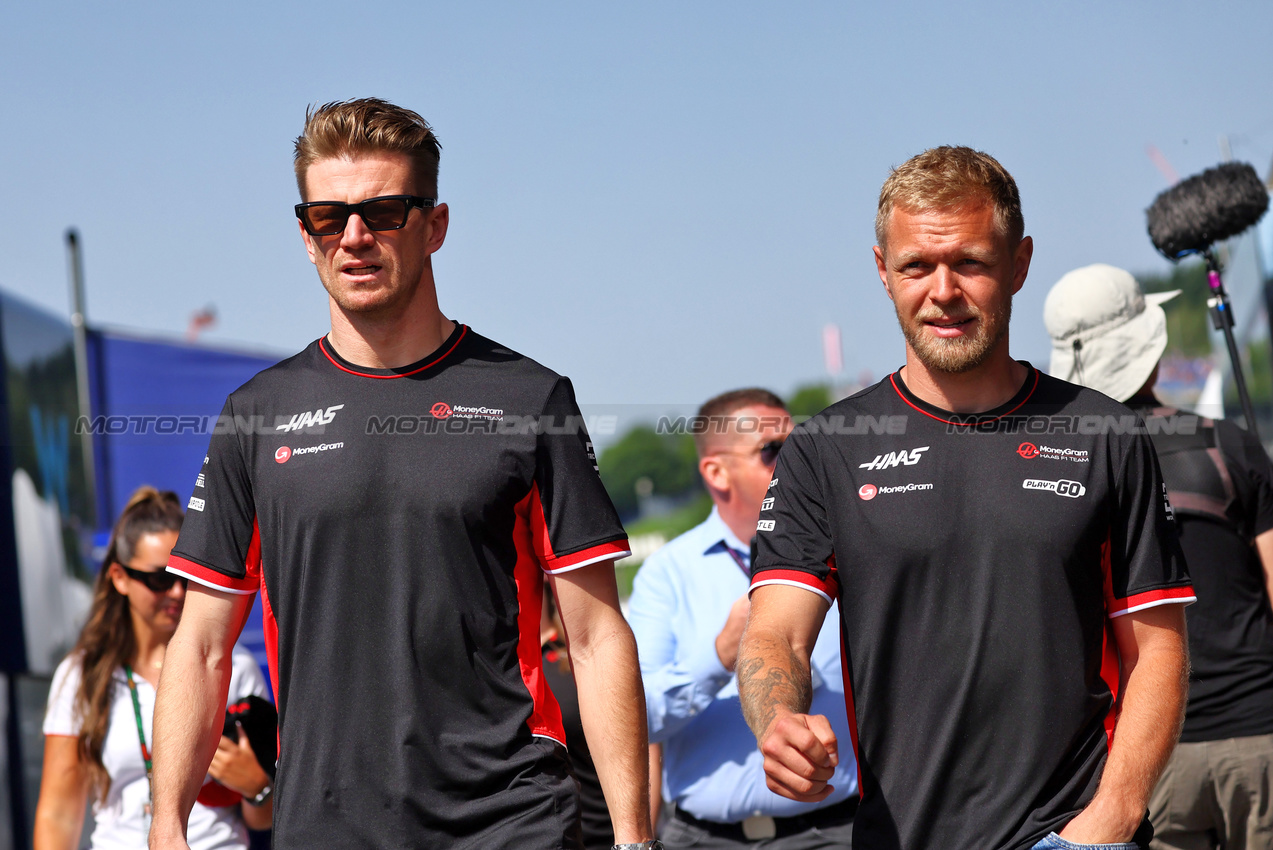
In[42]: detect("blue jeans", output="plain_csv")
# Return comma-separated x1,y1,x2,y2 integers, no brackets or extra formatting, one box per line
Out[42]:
1032,833,1140,850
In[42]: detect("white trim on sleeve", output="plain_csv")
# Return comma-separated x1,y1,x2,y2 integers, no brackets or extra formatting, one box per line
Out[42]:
543,549,632,575
167,566,259,596
749,577,834,606
1108,594,1197,617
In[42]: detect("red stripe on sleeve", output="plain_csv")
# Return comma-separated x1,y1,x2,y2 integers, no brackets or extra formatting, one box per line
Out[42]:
524,481,630,573
1108,585,1197,617
168,555,258,594
542,540,632,573
167,520,263,595
750,568,838,603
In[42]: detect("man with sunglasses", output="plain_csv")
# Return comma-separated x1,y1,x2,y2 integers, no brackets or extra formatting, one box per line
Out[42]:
628,389,857,848
149,98,656,850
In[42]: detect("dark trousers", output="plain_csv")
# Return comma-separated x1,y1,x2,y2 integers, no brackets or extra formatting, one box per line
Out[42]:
659,803,854,849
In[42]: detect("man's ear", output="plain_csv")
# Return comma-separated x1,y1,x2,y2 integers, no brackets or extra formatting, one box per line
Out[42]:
423,203,449,256
1011,235,1033,295
874,246,894,302
699,454,729,495
299,220,319,266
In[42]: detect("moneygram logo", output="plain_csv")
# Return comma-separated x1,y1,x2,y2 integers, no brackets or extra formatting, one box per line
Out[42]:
430,402,504,421
1022,478,1086,498
860,482,933,500
275,446,292,464
1018,443,1090,463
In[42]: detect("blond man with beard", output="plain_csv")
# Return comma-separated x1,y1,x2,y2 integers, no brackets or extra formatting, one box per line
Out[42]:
737,146,1193,850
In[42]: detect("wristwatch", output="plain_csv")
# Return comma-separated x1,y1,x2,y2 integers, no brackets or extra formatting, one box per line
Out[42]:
246,784,273,806
612,843,663,850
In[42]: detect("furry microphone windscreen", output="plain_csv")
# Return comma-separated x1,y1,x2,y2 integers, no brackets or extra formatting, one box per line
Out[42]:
1147,161,1269,260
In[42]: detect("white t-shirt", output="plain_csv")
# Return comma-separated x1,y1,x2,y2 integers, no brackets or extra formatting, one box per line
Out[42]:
44,646,268,850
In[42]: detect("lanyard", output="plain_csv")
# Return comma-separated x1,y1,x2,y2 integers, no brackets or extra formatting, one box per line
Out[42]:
123,665,154,818
722,544,750,579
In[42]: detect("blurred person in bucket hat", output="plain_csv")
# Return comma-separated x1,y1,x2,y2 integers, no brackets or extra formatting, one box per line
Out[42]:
1044,263,1179,403
1046,263,1273,850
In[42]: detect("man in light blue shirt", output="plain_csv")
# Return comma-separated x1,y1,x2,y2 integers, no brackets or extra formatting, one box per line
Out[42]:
629,389,857,849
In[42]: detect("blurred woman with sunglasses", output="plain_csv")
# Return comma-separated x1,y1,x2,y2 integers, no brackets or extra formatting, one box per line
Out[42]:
33,486,272,849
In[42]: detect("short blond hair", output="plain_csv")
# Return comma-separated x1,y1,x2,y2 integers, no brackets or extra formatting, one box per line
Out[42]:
694,388,786,457
293,98,441,200
875,146,1023,250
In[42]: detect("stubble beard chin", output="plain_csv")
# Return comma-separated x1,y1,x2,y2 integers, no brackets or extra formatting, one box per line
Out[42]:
321,271,416,320
899,298,1012,375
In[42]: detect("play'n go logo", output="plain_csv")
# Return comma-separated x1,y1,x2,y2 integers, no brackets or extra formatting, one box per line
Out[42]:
1022,478,1086,498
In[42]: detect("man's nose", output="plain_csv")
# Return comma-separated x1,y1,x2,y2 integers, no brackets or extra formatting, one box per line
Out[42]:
930,266,963,303
340,213,376,248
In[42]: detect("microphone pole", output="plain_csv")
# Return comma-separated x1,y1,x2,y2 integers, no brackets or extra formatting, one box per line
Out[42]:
1203,249,1260,437
1147,161,1269,436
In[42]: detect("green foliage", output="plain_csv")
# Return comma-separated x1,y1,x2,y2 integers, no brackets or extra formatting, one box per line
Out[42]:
1223,337,1273,407
598,425,701,517
624,490,714,540
1139,259,1211,358
1248,339,1273,405
614,491,714,597
787,383,833,418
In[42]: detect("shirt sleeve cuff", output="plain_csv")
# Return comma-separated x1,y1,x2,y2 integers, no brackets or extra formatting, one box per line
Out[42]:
542,539,632,574
750,568,836,606
168,555,258,595
1108,585,1196,617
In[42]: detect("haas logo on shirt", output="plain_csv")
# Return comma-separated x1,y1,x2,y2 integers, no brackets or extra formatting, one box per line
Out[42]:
276,404,344,433
859,446,929,471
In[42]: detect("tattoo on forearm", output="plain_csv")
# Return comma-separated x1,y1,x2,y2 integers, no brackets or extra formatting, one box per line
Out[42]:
737,639,813,740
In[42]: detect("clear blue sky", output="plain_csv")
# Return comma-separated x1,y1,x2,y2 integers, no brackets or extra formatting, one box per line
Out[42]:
4,2,1272,419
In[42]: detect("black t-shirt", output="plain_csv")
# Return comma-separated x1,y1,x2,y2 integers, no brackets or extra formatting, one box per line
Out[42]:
752,366,1192,850
169,325,629,848
1129,398,1273,741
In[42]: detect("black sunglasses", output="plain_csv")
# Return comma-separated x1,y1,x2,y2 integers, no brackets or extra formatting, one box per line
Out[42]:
758,439,786,466
295,195,437,236
716,439,786,466
121,565,187,593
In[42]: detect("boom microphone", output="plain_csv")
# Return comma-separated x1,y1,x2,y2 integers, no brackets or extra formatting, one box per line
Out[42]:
1146,161,1269,260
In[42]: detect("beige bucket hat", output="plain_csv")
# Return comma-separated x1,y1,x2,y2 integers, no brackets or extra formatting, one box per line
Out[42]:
1044,263,1180,403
